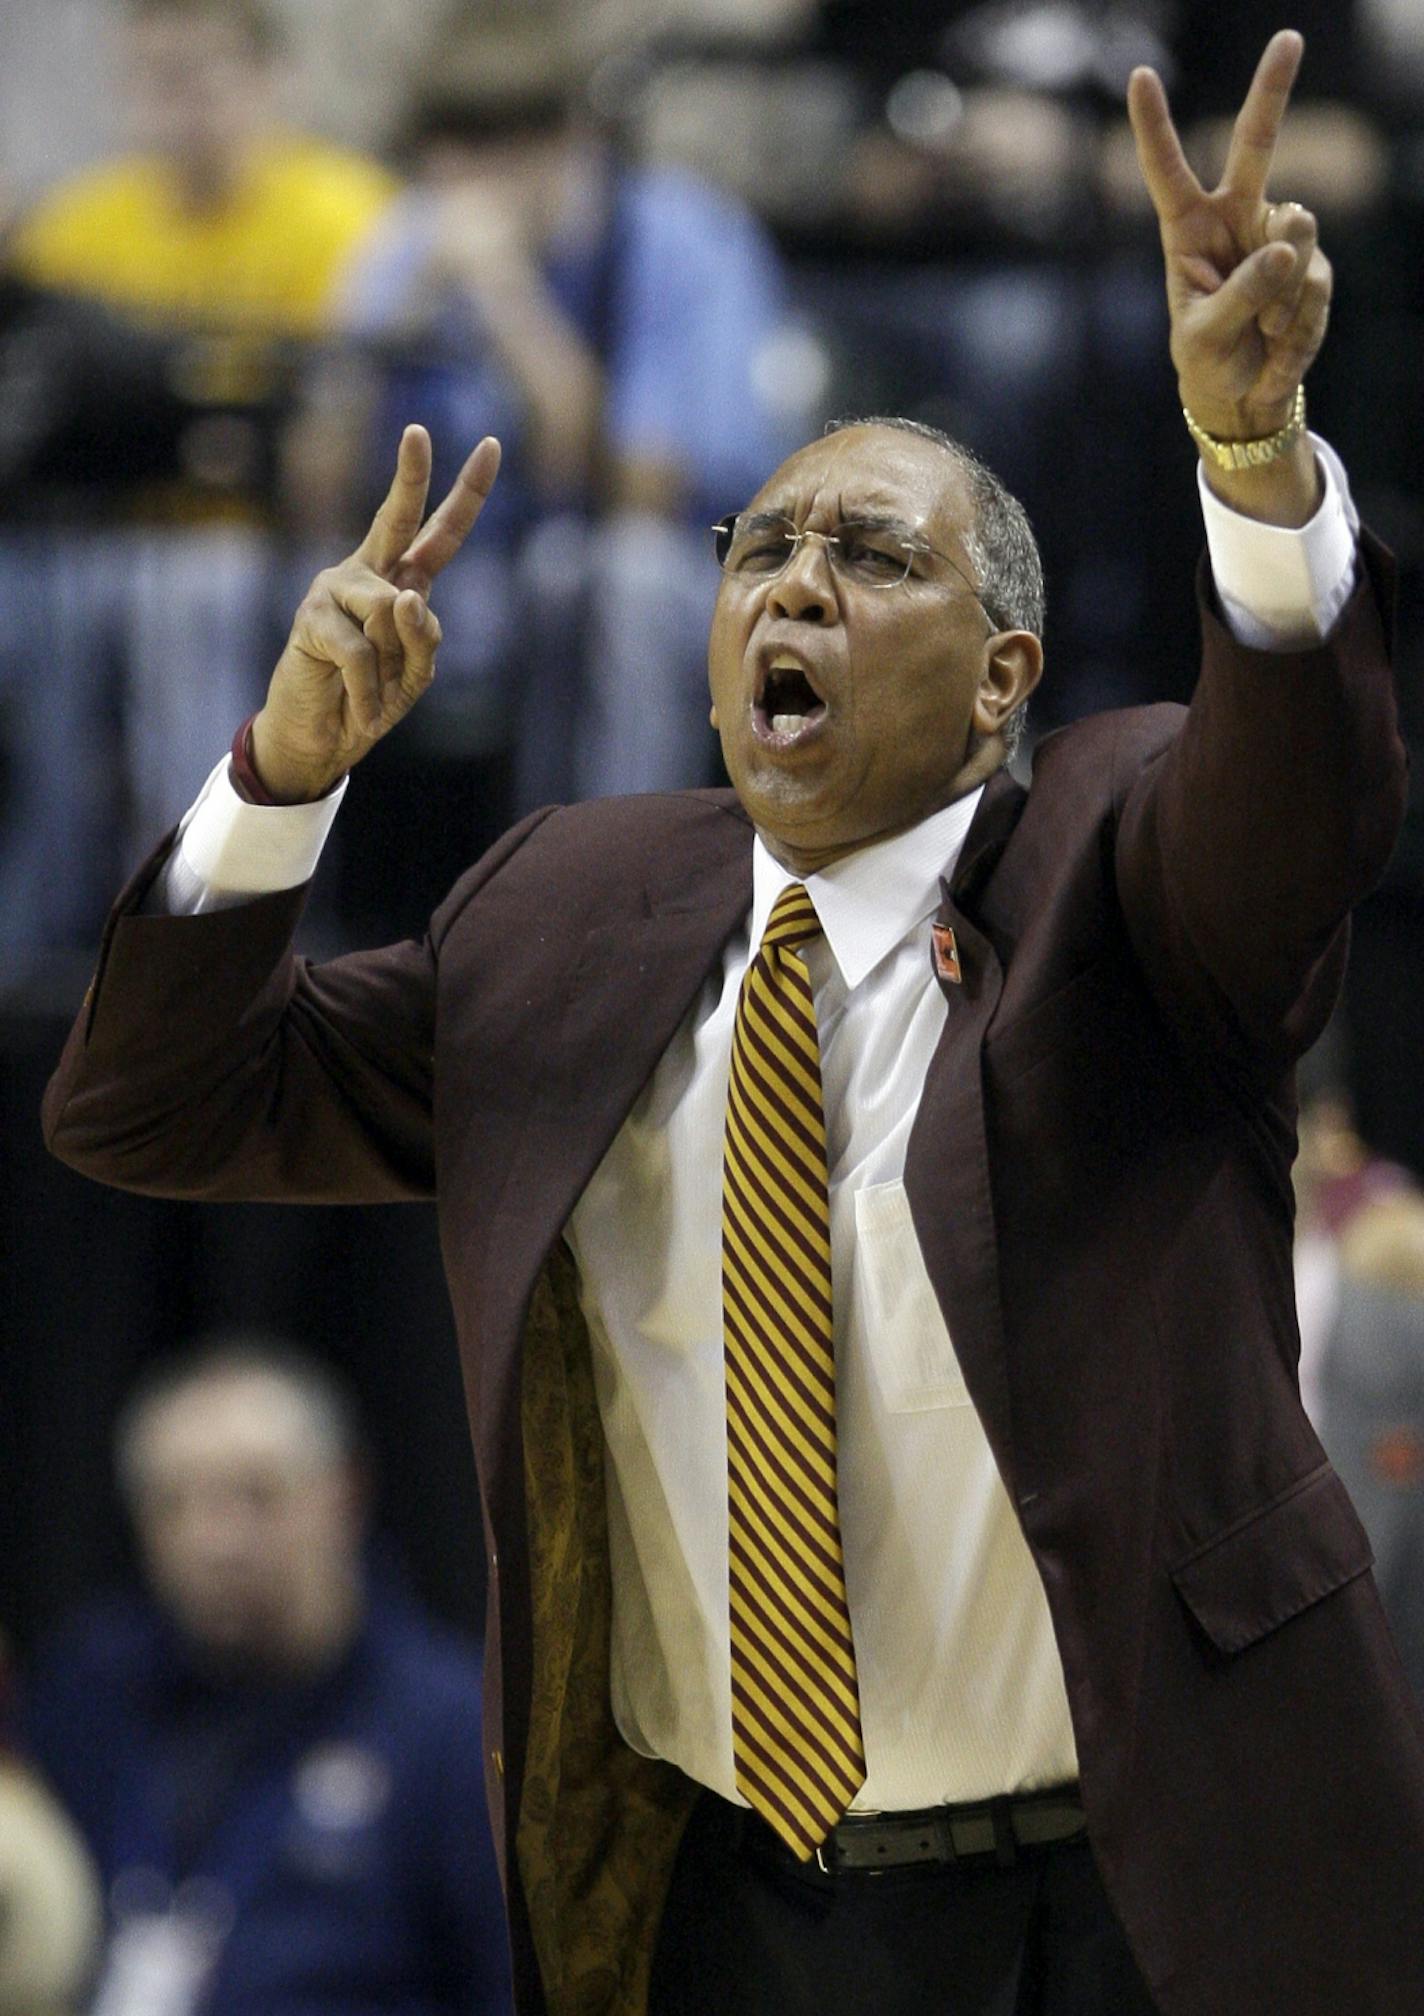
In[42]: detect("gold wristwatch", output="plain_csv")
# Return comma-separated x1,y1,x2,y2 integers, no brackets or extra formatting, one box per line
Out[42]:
1182,385,1307,471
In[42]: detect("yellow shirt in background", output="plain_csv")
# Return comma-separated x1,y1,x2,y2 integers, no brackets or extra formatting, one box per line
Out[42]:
12,135,397,336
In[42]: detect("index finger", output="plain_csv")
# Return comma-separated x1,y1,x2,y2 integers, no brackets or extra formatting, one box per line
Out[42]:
395,435,502,592
1221,29,1304,205
355,423,434,576
1126,65,1202,225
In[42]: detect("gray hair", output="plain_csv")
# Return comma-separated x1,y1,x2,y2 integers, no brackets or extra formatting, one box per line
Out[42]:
827,414,1044,760
115,1329,362,1504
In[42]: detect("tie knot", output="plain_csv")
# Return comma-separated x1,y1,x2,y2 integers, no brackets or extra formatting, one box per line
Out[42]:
762,881,822,955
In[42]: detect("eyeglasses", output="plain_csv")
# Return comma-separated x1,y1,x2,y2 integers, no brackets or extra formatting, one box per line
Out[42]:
711,510,981,597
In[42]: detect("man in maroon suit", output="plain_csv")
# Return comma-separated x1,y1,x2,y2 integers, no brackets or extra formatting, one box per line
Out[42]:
42,31,1424,2016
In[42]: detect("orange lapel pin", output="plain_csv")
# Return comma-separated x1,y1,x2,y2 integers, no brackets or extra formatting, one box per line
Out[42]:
931,921,962,985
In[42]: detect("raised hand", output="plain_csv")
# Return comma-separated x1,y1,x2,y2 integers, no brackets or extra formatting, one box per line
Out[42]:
251,426,501,802
1128,30,1330,453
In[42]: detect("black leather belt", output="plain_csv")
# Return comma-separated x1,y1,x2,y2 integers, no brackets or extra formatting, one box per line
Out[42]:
815,1789,1087,1875
717,1787,1087,1876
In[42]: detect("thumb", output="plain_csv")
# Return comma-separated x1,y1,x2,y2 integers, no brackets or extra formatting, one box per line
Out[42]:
1204,240,1297,342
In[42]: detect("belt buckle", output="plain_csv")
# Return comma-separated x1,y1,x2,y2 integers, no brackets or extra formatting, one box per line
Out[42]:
813,1816,948,1875
810,1790,1084,1879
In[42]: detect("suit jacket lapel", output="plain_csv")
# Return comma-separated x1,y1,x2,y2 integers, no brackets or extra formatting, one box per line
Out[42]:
534,811,755,1233
905,766,1028,1492
556,850,754,1209
460,801,753,1523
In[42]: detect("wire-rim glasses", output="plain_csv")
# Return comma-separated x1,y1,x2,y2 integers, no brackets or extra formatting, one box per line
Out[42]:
711,510,982,596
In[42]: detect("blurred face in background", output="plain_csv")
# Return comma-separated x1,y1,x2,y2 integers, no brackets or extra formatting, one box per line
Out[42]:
123,8,274,197
416,116,580,247
124,1370,364,1674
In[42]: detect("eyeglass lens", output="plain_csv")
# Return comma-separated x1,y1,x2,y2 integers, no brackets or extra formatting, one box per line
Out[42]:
715,515,918,587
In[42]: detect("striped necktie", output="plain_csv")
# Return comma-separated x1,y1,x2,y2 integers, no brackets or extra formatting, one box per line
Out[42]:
721,880,866,1859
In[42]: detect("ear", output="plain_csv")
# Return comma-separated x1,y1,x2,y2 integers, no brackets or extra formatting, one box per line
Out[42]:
709,703,720,730
970,631,1043,741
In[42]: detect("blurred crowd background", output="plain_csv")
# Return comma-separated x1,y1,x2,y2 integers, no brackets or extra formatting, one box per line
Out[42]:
1,0,1422,2008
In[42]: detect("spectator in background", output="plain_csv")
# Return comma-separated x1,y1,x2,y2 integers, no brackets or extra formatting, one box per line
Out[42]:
324,0,793,817
11,0,393,337
1294,1093,1424,1700
22,1334,511,2016
1292,1084,1414,1413
0,0,395,968
0,1631,101,2016
1316,1194,1424,1700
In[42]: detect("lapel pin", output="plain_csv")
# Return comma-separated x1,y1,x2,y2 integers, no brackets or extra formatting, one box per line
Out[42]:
931,921,962,985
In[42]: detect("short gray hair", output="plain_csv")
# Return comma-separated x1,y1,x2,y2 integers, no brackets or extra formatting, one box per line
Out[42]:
827,414,1044,759
115,1330,362,1503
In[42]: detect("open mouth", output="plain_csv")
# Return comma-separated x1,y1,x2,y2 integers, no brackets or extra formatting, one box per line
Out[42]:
753,658,829,747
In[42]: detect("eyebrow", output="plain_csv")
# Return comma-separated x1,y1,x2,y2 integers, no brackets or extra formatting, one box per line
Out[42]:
735,510,798,535
737,508,924,538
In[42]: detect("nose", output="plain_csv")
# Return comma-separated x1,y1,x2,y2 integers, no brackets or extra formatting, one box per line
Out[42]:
766,533,839,624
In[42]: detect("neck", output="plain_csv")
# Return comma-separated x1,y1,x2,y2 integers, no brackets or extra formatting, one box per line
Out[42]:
172,147,250,214
755,746,1003,880
217,1570,364,1683
284,1567,364,1672
757,821,921,880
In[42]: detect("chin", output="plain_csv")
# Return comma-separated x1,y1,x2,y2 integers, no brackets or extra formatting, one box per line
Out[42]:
736,751,838,814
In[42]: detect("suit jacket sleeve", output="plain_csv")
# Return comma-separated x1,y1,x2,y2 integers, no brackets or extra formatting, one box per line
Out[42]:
1113,534,1406,1082
41,805,557,1204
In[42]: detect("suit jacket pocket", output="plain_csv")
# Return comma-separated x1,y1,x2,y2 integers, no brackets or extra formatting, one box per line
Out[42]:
1169,1461,1374,1657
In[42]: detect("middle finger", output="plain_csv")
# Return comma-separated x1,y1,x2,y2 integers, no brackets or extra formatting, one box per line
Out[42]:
1221,30,1304,205
397,436,502,593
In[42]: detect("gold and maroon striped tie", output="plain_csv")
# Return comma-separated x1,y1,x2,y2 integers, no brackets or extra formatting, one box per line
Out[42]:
722,881,866,1859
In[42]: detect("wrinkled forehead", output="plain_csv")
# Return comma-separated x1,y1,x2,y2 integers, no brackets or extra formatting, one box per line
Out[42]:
746,425,975,544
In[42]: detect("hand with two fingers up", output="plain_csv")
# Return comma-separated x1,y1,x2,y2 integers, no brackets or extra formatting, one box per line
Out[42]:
250,425,502,804
1128,29,1329,526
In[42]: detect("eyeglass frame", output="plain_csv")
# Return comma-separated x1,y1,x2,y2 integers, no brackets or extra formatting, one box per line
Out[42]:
710,508,986,605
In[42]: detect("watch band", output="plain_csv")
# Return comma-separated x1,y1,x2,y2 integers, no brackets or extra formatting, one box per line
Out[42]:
1183,384,1307,471
228,714,346,806
230,713,280,805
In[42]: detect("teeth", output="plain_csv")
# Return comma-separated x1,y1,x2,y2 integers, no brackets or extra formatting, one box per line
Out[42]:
770,655,804,671
771,713,805,734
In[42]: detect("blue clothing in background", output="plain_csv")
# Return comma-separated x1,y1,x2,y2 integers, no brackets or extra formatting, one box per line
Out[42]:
23,1587,511,2015
338,157,794,805
344,158,791,525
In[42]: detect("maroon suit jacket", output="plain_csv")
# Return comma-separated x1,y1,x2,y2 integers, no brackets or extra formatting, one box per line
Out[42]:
44,546,1424,2015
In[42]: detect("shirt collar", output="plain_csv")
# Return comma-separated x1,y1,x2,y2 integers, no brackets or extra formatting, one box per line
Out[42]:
750,787,985,992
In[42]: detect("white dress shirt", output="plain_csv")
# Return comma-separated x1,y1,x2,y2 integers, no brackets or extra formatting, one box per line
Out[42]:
152,439,1360,1810
567,795,1089,1808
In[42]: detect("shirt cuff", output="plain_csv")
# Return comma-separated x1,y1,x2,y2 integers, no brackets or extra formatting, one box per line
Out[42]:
151,755,348,917
1200,433,1360,651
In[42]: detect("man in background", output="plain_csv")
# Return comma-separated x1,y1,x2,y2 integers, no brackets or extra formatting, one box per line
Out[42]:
0,0,395,961
23,1334,511,2016
329,0,792,822
0,1631,99,2016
